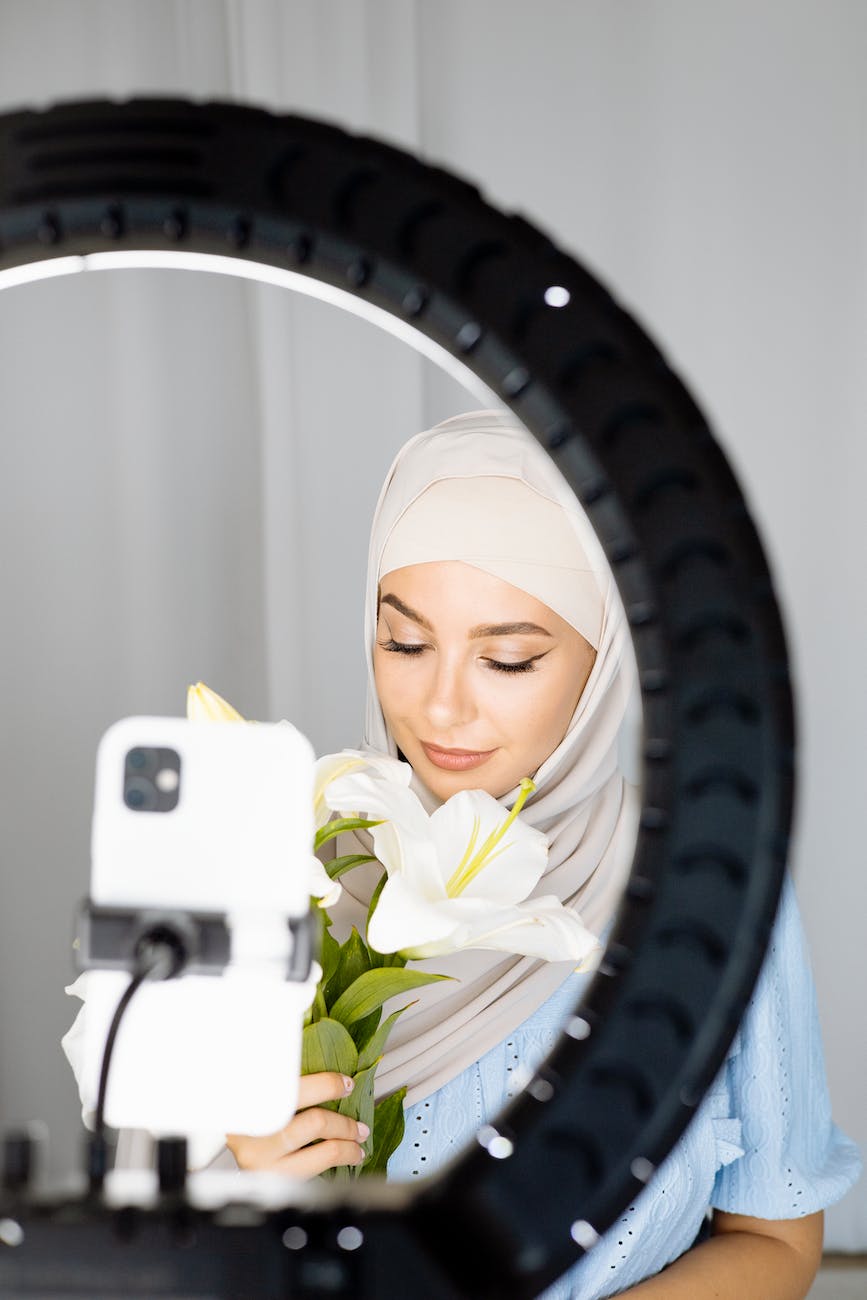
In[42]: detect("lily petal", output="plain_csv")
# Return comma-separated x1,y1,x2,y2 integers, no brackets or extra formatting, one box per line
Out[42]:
186,681,245,722
308,854,342,908
369,818,442,891
313,749,412,830
325,772,430,838
366,875,456,955
408,897,602,964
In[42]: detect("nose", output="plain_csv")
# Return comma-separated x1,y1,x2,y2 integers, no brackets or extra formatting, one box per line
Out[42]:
422,655,475,732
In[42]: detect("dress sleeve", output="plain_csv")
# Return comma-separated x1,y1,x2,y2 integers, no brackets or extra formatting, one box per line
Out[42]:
710,875,862,1218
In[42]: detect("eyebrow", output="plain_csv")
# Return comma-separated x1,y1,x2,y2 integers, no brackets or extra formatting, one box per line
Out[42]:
379,594,552,639
469,621,553,639
379,593,433,630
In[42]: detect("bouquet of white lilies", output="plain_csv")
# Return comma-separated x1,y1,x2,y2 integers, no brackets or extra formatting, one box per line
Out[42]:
187,683,600,1179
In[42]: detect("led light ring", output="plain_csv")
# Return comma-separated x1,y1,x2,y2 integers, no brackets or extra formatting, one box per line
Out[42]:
0,99,792,1299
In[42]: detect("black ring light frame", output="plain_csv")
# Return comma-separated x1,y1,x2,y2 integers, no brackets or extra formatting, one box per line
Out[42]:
0,99,793,1300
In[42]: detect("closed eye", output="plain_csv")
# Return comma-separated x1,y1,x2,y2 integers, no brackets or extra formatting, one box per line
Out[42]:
378,638,427,656
484,652,550,674
377,640,550,673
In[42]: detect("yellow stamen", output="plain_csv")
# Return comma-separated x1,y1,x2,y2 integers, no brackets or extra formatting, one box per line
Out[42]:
446,778,535,898
444,813,481,896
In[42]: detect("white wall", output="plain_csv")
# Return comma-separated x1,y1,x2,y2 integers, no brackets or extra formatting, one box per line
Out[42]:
0,0,863,1249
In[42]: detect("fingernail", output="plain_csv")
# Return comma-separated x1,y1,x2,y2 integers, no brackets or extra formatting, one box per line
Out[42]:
357,1121,370,1139
342,1075,355,1093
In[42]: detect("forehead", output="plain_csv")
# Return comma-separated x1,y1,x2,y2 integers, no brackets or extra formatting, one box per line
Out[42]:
378,561,564,631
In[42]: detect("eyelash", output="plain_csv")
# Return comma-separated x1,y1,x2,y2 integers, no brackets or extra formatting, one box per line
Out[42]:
379,638,426,657
377,639,541,674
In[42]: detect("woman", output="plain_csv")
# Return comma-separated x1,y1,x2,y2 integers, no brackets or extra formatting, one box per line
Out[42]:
207,410,864,1296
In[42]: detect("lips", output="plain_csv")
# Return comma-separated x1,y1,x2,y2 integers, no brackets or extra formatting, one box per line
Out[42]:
421,742,497,772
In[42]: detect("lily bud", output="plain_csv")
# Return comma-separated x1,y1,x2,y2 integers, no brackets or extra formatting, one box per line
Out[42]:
186,681,245,722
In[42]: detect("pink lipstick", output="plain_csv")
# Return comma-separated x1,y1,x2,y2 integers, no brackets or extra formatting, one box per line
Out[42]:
421,742,496,772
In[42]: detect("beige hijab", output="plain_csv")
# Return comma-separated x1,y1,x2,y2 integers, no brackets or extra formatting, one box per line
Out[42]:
329,410,639,1106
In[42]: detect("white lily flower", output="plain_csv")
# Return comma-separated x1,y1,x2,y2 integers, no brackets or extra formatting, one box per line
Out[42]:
359,777,601,966
313,749,412,831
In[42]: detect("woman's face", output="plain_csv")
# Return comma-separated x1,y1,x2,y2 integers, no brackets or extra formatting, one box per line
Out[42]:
373,561,597,801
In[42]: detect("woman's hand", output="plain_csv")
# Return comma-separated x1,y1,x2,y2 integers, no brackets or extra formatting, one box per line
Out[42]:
227,1072,368,1178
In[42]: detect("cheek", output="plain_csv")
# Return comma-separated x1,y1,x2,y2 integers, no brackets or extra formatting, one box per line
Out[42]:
372,654,394,716
373,654,415,727
501,670,581,753
475,676,550,749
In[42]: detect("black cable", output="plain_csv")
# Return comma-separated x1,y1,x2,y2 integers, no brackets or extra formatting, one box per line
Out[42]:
87,929,188,1193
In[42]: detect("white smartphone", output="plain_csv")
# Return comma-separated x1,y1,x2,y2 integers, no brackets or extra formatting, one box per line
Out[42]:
72,715,319,1147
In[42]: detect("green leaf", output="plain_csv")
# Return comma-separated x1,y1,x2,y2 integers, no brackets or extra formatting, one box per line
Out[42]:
318,924,341,985
314,817,383,852
357,1004,412,1072
337,1062,377,1131
365,870,388,934
327,853,377,880
369,949,408,970
364,1088,407,1176
324,927,372,1009
301,1018,358,1079
318,1062,379,1183
348,1007,381,1054
321,1164,351,1185
330,968,452,1027
306,980,328,1025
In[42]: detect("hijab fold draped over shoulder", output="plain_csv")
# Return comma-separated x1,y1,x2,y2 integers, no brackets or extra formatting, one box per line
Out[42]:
328,410,640,1107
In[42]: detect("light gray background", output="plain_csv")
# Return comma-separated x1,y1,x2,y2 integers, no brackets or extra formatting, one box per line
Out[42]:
0,0,863,1257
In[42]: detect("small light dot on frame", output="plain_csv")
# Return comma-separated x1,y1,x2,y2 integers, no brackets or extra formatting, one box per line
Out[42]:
566,1016,591,1041
336,1225,364,1252
526,1076,555,1103
544,285,571,308
570,1219,599,1250
282,1226,307,1251
476,1124,514,1159
0,1219,24,1248
630,1156,655,1184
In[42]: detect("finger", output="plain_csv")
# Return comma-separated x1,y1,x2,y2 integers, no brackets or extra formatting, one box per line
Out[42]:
295,1072,355,1109
275,1138,366,1180
280,1107,370,1156
226,1073,354,1168
226,1129,289,1170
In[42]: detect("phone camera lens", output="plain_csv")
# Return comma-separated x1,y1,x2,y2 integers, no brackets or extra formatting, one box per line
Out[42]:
127,748,150,771
124,777,157,812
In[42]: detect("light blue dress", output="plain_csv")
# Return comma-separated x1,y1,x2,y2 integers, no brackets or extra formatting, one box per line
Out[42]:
387,877,862,1298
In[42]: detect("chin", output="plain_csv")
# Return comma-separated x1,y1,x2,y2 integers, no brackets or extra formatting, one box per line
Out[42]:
421,764,508,803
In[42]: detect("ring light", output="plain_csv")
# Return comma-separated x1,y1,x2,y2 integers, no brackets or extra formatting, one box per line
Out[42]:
0,98,793,1299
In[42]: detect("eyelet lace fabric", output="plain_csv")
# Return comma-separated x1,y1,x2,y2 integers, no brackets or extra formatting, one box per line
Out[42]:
387,876,861,1298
